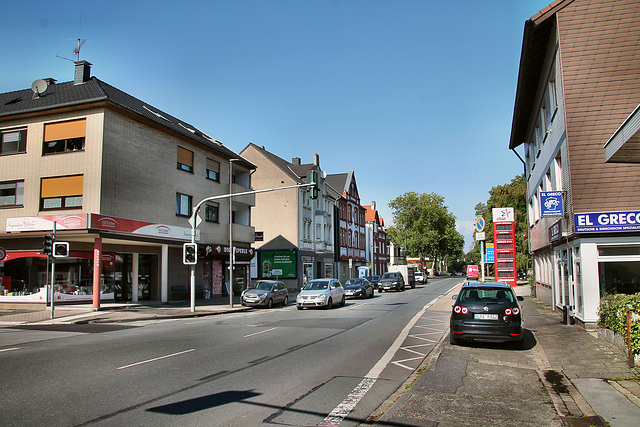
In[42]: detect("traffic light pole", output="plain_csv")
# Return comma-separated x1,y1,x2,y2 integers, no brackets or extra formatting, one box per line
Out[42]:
50,221,56,319
187,180,316,312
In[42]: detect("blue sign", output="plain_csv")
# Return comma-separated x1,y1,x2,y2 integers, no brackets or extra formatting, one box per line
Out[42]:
541,191,564,217
575,211,640,233
485,243,494,263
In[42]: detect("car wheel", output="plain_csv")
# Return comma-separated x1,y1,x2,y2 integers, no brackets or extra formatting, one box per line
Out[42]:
379,289,383,293
513,338,524,350
282,296,288,306
450,332,459,346
326,297,333,309
361,292,367,299
297,305,303,310
267,299,273,309
340,295,346,306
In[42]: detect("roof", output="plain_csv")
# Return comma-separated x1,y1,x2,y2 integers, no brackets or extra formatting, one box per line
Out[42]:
242,143,315,184
462,281,512,289
509,0,574,149
0,75,255,169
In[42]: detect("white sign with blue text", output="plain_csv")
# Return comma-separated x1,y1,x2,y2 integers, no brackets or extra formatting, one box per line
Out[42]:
575,211,640,233
540,191,563,217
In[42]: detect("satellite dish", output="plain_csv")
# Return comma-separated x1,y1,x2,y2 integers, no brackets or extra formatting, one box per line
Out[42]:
31,79,49,97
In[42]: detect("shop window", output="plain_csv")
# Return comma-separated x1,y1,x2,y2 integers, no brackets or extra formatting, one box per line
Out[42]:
177,146,194,172
0,180,24,207
598,245,640,256
1,128,27,155
206,158,220,181
205,203,219,223
599,261,640,295
43,119,85,155
40,175,83,210
176,193,192,217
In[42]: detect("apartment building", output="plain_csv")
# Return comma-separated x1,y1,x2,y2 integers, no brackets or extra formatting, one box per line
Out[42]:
240,144,339,290
326,171,366,283
509,0,640,327
0,61,255,306
364,202,389,276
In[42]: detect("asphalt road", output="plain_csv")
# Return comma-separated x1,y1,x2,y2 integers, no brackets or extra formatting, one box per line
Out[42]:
0,277,462,427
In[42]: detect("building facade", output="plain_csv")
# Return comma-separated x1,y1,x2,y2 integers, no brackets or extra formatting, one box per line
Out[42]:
364,202,389,276
509,0,640,327
0,61,255,306
239,144,338,290
326,172,366,283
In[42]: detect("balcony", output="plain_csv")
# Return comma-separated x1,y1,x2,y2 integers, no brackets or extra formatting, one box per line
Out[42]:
232,223,256,244
231,183,255,206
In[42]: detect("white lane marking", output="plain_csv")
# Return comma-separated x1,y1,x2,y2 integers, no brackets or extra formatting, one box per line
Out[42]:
392,356,424,371
319,297,440,426
117,349,195,370
0,347,19,353
243,327,277,338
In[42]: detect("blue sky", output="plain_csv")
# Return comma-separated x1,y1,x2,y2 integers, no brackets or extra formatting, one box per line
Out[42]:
2,0,551,250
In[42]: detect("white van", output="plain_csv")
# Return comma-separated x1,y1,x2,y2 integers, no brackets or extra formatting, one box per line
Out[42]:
388,265,416,289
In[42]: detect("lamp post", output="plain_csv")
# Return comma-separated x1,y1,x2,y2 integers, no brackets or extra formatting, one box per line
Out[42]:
229,158,239,307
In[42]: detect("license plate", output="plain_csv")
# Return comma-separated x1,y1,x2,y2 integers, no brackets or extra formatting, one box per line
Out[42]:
346,291,354,295
474,313,498,320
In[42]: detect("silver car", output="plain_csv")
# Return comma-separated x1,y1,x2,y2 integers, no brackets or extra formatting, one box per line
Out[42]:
296,279,345,310
241,280,288,308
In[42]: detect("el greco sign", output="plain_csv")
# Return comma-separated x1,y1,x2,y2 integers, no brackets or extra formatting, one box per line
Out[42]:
575,211,640,233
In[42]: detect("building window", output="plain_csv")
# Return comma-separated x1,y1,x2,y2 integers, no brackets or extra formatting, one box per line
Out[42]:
43,119,86,155
206,158,220,181
40,175,83,210
1,128,27,155
177,146,194,173
176,193,192,217
205,203,219,222
0,180,24,207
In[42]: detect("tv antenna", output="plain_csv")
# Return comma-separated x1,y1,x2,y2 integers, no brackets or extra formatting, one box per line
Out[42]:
56,38,87,62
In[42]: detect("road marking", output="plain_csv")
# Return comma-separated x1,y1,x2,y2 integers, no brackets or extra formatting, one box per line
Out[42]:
319,297,439,426
117,349,195,370
243,327,277,338
0,347,19,353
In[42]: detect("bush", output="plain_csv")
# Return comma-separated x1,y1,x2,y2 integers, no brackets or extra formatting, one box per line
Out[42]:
598,293,640,355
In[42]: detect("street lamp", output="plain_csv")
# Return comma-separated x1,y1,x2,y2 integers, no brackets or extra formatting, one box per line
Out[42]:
229,158,239,307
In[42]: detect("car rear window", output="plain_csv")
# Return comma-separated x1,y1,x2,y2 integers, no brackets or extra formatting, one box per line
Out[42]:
458,287,514,303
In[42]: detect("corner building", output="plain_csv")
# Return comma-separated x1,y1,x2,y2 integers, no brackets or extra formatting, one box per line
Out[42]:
510,0,640,327
0,61,255,306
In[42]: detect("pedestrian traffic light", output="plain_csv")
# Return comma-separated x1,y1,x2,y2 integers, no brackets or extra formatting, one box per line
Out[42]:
53,242,69,258
308,170,319,200
183,243,198,265
42,234,55,255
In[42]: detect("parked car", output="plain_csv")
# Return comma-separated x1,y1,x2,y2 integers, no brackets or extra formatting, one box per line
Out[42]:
241,280,288,308
449,281,525,348
466,265,479,279
379,271,405,292
344,278,374,299
296,279,345,310
414,271,426,284
367,275,380,291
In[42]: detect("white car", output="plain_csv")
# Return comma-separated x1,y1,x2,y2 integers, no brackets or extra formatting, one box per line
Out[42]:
414,271,427,284
296,279,345,310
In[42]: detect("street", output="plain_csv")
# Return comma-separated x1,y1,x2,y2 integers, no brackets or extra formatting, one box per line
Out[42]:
0,278,459,426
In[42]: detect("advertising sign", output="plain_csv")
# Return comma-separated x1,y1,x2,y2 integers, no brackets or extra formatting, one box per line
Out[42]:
485,243,494,263
493,208,515,222
541,191,564,217
259,249,297,279
575,211,640,233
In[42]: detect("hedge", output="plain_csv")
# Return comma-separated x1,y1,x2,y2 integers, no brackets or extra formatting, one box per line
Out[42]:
598,293,640,355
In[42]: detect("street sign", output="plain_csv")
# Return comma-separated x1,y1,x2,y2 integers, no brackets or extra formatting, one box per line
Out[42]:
475,217,485,232
475,232,485,241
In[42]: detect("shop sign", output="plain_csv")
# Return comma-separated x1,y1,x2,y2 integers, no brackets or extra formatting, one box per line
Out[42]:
6,214,88,232
259,249,297,279
485,243,494,263
492,208,515,222
90,214,198,241
575,211,640,233
0,247,5,261
255,232,264,241
549,219,563,242
541,191,564,217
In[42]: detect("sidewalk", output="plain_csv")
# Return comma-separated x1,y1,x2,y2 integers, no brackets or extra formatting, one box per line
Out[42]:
372,285,640,426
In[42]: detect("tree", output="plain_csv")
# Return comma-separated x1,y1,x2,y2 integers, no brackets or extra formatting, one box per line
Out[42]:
474,174,529,272
388,192,464,273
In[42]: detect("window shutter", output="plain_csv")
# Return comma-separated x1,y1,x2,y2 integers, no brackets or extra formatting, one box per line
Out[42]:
44,119,86,142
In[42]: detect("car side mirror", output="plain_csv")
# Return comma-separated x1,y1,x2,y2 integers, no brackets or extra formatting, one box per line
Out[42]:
517,296,524,301
452,295,458,300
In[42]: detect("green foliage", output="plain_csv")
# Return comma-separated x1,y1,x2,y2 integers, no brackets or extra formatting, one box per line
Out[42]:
474,174,530,272
598,293,640,355
388,192,464,268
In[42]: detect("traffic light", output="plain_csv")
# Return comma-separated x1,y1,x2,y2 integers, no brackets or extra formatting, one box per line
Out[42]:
183,243,198,265
53,242,69,258
308,170,319,200
42,234,55,255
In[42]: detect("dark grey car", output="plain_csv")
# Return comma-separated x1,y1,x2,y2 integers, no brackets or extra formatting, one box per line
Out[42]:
241,280,288,308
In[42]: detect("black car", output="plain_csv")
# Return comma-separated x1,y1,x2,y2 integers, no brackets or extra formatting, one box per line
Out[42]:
450,281,524,348
367,275,380,291
344,278,374,299
379,271,405,292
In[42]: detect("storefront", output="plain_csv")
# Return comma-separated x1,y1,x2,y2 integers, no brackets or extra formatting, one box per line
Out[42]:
200,244,254,297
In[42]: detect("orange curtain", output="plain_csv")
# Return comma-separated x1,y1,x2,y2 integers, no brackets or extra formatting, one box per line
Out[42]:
41,175,84,197
44,119,86,142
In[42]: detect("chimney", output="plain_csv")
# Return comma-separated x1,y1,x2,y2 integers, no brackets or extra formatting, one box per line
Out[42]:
74,60,92,84
292,157,301,165
372,201,376,210
314,152,320,166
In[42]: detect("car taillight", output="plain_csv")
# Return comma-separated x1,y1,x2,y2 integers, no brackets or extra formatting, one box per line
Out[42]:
454,305,468,314
505,307,520,315
454,306,461,313
462,307,468,314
